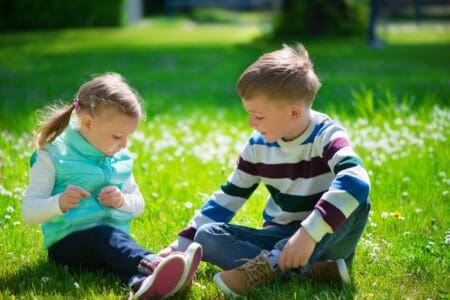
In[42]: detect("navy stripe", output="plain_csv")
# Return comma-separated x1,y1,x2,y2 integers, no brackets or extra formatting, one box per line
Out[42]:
221,181,259,199
200,200,235,223
315,199,346,231
262,209,274,222
249,132,280,147
331,174,370,204
237,157,330,179
301,121,336,145
266,185,323,212
323,137,350,162
334,156,363,174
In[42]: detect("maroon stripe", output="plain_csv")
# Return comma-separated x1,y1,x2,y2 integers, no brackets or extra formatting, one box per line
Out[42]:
315,199,346,231
237,156,330,179
322,137,350,162
178,226,196,240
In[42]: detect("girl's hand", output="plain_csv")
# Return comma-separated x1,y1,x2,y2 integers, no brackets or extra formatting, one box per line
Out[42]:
59,185,90,213
98,186,125,208
279,227,316,271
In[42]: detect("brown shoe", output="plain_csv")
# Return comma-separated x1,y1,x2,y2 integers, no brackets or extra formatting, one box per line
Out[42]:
303,259,351,284
213,251,276,297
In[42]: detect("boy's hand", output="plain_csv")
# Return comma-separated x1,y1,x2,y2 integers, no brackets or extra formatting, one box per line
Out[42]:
279,227,316,271
158,246,176,257
59,185,90,213
98,186,125,208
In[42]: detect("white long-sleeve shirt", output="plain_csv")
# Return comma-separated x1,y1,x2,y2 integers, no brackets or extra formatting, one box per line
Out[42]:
22,150,145,225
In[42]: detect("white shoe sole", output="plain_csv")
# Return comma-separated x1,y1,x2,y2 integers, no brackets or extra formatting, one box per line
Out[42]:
213,272,240,298
336,259,351,285
134,253,186,299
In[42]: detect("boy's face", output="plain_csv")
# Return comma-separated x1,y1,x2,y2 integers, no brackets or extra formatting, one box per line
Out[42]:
242,94,303,143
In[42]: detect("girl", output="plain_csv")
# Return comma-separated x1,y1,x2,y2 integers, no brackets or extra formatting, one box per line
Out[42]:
22,73,202,299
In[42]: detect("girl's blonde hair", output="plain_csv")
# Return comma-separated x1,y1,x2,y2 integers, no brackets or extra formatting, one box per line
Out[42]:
237,43,321,106
35,72,144,149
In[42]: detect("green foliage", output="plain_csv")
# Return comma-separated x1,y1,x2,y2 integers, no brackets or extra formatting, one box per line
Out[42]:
0,0,125,30
0,16,449,299
273,0,369,38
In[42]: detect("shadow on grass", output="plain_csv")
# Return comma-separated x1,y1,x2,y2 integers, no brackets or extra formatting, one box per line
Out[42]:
0,258,126,297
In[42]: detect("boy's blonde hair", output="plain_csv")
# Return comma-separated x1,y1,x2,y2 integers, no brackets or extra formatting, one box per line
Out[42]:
237,44,321,106
35,72,144,149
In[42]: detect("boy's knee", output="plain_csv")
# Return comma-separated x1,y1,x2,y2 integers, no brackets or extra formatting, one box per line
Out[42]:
194,223,228,252
194,223,222,243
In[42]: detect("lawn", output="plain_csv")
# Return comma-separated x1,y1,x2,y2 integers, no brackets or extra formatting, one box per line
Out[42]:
0,16,449,299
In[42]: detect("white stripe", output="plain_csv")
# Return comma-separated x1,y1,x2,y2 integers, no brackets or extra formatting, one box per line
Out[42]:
241,143,323,164
261,172,334,196
228,168,260,189
189,212,216,229
340,165,370,184
210,191,247,212
264,198,312,224
322,189,360,217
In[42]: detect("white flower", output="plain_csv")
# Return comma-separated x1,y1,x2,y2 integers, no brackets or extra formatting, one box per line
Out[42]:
74,282,80,289
446,234,450,245
6,206,14,213
41,276,49,283
381,212,389,219
184,202,193,209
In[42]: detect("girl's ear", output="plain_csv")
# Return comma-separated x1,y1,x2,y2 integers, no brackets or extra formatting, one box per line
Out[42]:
289,104,302,120
79,113,94,130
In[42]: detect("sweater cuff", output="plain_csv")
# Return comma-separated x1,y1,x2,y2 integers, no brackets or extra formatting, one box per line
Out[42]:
169,236,193,252
301,209,332,242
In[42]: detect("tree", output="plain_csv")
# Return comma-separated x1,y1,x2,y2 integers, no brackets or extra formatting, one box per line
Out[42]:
273,0,369,38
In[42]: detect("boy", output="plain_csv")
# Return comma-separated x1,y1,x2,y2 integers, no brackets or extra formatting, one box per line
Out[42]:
160,44,370,296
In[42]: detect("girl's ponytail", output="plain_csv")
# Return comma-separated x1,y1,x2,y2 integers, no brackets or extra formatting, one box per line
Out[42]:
35,103,75,149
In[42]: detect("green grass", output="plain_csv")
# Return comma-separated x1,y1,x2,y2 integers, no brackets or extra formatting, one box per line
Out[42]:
0,17,449,299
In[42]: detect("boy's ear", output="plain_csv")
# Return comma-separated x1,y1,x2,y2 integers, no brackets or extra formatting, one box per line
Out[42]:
289,104,302,120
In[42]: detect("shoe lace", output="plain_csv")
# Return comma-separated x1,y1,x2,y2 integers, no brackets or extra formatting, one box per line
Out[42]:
239,254,274,288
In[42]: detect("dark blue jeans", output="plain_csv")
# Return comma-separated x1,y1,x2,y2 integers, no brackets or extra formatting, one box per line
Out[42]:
195,201,370,273
48,225,154,285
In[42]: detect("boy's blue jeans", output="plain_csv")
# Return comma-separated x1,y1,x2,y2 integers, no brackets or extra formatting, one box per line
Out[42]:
194,201,370,272
48,225,157,286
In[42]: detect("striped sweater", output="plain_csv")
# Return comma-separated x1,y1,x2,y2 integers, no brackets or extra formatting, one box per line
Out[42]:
177,110,370,245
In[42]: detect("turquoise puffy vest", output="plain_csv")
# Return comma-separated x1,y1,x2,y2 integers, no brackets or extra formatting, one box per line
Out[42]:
31,124,134,249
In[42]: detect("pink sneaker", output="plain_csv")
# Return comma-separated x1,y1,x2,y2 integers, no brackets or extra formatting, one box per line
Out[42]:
134,253,186,299
179,242,203,290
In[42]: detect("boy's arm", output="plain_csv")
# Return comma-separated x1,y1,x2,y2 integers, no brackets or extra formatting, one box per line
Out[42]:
22,150,64,225
169,144,261,251
280,122,370,269
301,122,371,243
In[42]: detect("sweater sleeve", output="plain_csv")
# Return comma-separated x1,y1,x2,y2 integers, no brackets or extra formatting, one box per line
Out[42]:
22,150,64,225
171,141,261,250
118,174,145,216
301,121,370,242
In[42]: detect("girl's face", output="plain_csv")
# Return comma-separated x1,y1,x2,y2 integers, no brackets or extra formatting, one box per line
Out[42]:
78,108,139,156
242,94,304,143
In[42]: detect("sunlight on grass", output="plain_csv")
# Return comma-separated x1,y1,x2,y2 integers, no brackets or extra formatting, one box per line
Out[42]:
381,22,450,44
0,15,449,299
